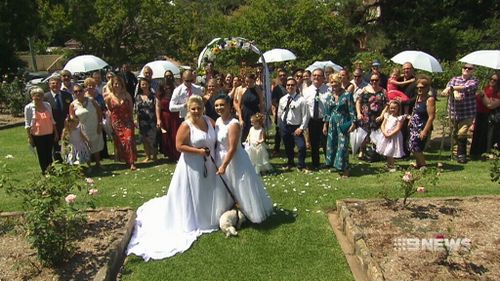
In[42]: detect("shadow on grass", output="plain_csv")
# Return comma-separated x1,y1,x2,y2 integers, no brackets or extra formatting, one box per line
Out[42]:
251,208,296,232
86,157,176,178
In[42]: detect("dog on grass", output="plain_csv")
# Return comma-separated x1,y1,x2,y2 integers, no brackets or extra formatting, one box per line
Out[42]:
219,209,246,237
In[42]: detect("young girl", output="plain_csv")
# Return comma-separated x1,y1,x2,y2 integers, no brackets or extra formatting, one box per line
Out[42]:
387,67,412,104
244,113,272,174
62,117,91,166
370,100,406,171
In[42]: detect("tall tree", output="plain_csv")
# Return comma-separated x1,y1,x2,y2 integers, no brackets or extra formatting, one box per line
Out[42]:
0,0,39,73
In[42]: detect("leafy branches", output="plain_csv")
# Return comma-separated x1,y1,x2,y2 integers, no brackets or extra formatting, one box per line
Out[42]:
0,162,97,266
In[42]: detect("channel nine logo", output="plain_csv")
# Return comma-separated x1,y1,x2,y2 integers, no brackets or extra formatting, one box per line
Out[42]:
393,236,471,252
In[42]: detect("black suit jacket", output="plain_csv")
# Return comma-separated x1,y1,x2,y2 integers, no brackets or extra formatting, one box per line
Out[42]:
43,90,73,137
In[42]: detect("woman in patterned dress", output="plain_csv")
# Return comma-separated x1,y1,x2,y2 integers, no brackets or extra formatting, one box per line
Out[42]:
105,76,138,170
323,73,357,178
356,73,388,159
408,78,435,169
136,78,157,162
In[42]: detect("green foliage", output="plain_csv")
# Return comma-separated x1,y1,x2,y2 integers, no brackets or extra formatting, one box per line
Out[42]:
0,80,31,116
490,149,500,185
0,162,97,266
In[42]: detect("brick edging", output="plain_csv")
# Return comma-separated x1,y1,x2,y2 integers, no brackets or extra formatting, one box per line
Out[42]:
0,121,24,130
336,200,385,281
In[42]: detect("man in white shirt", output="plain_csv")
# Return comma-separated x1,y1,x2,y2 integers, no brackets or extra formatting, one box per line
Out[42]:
350,68,368,102
303,68,329,169
277,77,309,171
170,70,203,119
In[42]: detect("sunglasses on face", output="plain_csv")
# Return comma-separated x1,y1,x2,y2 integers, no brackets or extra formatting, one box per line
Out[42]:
370,79,379,82
490,78,498,82
462,67,474,70
286,84,296,87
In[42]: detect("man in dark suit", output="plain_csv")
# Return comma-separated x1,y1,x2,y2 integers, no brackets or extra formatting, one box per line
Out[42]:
44,75,73,161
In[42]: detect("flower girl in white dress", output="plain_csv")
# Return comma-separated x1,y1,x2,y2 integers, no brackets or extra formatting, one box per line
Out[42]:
244,113,272,174
370,100,406,171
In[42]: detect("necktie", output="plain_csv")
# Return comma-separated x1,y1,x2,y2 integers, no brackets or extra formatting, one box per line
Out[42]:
282,95,294,124
187,86,192,97
55,94,62,111
313,88,320,119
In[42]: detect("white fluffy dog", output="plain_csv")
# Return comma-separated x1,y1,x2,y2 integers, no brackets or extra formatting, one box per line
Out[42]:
219,209,246,237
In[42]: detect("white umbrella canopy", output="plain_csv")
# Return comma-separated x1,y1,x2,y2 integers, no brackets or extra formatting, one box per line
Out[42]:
257,48,297,63
390,50,443,73
459,50,500,70
138,60,181,79
305,60,343,72
63,55,109,73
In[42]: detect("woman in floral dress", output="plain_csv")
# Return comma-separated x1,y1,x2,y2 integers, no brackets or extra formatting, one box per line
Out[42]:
356,73,388,159
105,76,137,170
136,78,157,162
323,73,357,178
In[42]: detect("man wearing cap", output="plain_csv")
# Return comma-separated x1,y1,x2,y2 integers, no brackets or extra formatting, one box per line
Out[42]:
365,60,388,89
442,64,479,164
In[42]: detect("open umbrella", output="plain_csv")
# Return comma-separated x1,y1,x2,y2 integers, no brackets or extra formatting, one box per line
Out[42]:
390,50,443,72
138,60,180,79
459,50,500,70
305,61,343,72
63,55,109,73
257,48,296,63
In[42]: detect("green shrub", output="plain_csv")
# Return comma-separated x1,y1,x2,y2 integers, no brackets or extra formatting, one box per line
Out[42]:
0,80,31,116
0,162,97,266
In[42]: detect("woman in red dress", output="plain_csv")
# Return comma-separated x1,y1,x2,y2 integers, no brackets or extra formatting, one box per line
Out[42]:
156,72,181,161
104,76,138,170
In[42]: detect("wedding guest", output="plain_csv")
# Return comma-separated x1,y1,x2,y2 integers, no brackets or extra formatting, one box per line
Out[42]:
105,76,137,170
44,75,72,161
25,87,58,173
69,83,104,168
277,77,309,171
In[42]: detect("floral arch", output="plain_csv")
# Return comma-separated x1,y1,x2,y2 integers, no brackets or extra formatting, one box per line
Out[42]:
197,37,272,123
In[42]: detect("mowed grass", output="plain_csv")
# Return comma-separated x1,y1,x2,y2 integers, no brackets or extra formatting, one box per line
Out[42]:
1,99,498,280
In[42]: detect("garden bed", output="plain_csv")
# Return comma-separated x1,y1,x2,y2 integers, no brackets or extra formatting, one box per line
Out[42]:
331,196,500,281
0,113,24,129
0,208,135,281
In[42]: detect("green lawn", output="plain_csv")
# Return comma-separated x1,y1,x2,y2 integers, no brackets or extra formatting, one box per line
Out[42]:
1,102,498,280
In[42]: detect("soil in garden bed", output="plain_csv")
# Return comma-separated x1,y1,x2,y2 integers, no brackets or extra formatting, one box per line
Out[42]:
0,209,133,281
345,196,500,281
0,113,24,128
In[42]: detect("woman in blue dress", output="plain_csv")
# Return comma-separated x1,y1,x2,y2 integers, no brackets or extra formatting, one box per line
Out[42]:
323,73,357,178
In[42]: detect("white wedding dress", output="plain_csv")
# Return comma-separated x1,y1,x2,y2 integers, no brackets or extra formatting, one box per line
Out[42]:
215,118,273,223
127,116,232,261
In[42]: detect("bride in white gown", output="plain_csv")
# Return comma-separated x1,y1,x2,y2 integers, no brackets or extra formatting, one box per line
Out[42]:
127,96,232,261
213,94,273,223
